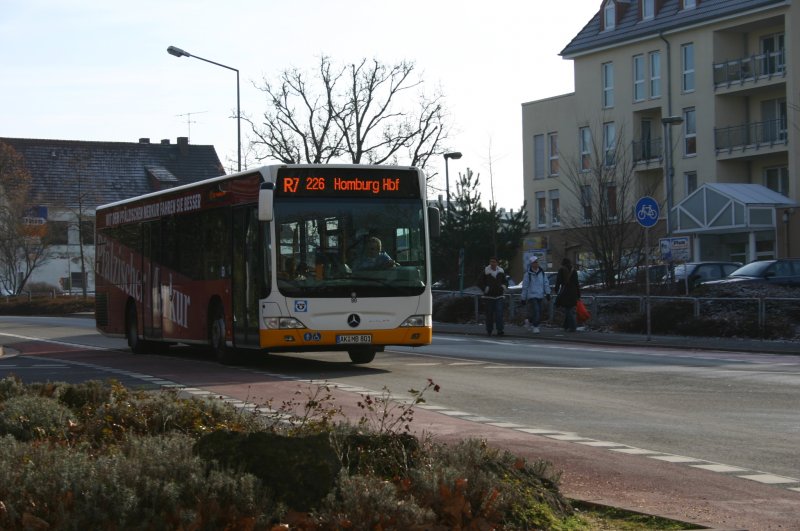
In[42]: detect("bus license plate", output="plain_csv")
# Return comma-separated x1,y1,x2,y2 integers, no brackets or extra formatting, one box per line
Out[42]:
336,334,372,344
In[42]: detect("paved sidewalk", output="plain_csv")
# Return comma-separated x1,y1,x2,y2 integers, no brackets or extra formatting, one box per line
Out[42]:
434,321,800,355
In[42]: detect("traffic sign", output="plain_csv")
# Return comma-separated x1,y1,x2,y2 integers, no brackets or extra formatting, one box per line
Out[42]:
635,196,660,228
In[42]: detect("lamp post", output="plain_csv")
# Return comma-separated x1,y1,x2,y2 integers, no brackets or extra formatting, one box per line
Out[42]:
783,208,794,257
661,115,683,236
443,151,462,213
167,46,241,172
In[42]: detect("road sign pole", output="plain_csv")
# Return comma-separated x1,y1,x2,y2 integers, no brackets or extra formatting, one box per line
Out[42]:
645,228,651,341
635,197,659,342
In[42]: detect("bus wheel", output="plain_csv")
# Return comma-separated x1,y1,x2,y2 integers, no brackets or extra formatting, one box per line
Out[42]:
209,305,238,365
126,303,146,354
348,348,376,364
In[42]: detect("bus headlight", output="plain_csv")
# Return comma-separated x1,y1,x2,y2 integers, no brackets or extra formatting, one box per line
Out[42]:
264,317,307,329
400,314,431,327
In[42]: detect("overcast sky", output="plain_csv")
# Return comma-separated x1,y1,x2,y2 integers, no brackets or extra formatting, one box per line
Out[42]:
0,0,599,209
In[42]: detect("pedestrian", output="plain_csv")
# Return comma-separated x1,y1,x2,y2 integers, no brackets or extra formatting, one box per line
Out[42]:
520,256,551,334
477,257,508,336
554,257,581,332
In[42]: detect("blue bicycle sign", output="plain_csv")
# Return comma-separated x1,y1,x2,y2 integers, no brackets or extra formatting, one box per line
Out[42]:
635,196,660,228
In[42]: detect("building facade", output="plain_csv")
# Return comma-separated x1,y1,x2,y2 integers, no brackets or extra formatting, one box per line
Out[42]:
522,0,798,270
0,136,223,294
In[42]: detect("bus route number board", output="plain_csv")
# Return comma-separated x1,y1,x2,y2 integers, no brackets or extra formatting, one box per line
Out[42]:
336,334,372,344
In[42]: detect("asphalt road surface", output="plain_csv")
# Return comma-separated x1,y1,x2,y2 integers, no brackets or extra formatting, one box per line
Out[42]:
1,316,798,529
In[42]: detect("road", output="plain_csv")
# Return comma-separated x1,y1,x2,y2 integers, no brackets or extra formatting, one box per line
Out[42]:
2,316,799,529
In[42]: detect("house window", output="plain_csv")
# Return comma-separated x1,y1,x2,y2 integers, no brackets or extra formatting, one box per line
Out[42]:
548,133,559,176
761,98,787,143
633,55,645,101
47,221,69,245
549,190,560,225
536,191,547,226
683,0,696,9
605,183,618,220
604,1,616,30
685,171,697,195
649,51,661,98
533,134,545,179
579,127,592,171
683,108,696,155
761,33,785,75
681,43,695,92
80,220,95,245
603,122,616,166
642,0,655,20
602,62,614,108
581,185,592,223
764,167,789,195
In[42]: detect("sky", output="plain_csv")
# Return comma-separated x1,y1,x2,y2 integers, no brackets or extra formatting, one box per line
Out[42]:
0,0,600,210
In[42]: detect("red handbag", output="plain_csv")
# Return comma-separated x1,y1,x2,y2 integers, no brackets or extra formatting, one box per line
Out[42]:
576,299,591,323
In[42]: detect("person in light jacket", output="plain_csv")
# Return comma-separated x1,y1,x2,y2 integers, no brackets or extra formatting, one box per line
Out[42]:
476,257,508,336
520,256,551,334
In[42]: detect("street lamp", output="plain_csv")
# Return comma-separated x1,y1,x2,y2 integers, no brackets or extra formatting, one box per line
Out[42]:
443,151,462,213
167,45,241,172
661,115,683,236
783,208,794,257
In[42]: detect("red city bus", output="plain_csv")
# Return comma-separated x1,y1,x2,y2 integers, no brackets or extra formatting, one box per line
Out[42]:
95,164,438,364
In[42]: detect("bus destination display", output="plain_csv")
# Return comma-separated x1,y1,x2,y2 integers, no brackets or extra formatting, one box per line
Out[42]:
276,168,420,198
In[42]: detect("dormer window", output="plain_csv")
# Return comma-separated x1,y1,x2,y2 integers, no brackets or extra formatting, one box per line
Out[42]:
683,0,696,9
604,1,616,30
642,0,654,20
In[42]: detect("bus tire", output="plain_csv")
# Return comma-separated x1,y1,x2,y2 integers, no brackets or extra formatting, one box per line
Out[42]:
126,303,146,354
348,348,376,364
209,304,238,365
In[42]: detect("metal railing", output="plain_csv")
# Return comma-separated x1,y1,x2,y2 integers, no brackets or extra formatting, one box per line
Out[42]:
631,137,663,164
714,118,787,153
434,291,799,336
713,50,786,87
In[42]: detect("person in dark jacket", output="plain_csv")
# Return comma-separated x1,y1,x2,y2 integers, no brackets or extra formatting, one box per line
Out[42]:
554,257,581,332
477,257,508,336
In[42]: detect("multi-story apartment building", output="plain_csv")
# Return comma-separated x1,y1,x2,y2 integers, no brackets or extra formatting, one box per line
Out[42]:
522,0,798,270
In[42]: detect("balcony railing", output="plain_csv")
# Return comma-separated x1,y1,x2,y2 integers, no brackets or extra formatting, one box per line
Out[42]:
713,50,786,87
632,137,663,164
714,118,787,153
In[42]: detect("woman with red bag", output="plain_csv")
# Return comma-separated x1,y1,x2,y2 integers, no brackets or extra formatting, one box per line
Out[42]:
554,258,581,332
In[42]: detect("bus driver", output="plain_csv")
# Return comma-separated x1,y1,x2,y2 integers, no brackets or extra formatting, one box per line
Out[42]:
353,236,396,271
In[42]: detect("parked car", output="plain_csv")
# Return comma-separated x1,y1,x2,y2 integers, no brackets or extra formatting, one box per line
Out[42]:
664,261,742,290
703,258,800,287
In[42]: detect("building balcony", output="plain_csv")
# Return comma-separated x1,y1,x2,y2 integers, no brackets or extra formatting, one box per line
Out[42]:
713,50,786,91
714,118,788,159
632,137,663,166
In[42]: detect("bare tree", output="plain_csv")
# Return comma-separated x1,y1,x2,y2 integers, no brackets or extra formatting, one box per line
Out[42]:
559,124,654,287
0,142,51,295
248,56,450,175
63,152,97,298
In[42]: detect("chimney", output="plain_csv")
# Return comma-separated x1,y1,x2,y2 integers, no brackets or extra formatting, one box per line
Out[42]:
139,138,150,144
177,136,189,155
160,139,170,144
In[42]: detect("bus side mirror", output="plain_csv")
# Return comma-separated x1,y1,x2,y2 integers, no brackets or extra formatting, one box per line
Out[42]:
428,206,441,238
258,183,274,221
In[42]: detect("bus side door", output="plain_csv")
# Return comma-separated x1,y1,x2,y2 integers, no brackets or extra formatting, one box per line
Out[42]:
142,220,162,340
232,206,265,347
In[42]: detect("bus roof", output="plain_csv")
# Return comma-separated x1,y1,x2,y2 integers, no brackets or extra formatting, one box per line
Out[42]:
95,163,422,212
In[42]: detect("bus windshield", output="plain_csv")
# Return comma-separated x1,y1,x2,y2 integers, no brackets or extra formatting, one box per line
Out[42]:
275,197,427,298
